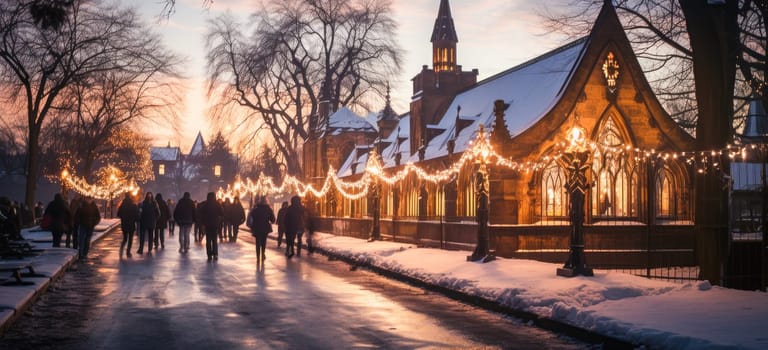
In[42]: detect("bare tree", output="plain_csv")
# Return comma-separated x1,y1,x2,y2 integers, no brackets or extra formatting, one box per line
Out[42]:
0,0,181,206
205,0,402,177
542,0,766,133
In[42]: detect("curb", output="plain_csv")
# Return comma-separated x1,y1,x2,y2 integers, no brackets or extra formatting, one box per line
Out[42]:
0,222,120,336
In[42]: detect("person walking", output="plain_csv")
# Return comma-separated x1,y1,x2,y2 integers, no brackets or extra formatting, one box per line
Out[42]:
173,192,196,254
246,196,275,263
138,192,160,255
154,193,170,249
116,193,139,257
167,198,176,237
43,193,71,248
75,196,101,260
68,196,81,249
199,192,223,261
283,195,305,258
229,197,245,242
195,199,205,243
276,201,288,248
222,198,233,242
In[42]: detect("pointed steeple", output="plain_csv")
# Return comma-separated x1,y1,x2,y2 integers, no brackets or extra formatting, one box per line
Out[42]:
431,0,458,72
189,131,205,157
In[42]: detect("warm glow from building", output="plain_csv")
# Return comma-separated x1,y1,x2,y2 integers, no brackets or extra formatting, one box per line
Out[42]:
159,164,165,175
214,165,221,177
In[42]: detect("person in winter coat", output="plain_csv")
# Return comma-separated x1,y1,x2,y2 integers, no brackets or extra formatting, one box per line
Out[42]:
68,196,82,249
222,198,233,242
199,192,224,260
247,196,275,263
138,192,160,254
173,192,196,254
167,198,176,237
117,193,139,257
275,201,288,248
75,196,101,259
283,195,305,258
43,193,71,248
154,193,170,249
228,197,246,243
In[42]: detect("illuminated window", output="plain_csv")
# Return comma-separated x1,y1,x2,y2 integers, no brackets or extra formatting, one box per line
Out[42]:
214,165,221,177
541,160,567,217
158,164,165,175
656,166,674,217
434,185,445,216
406,189,419,216
464,177,476,217
591,117,637,218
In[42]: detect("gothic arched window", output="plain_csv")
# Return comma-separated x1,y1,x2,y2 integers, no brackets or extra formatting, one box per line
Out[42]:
541,160,568,218
591,117,638,218
656,166,675,218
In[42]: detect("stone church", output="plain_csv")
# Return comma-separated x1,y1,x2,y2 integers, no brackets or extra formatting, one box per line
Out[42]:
303,0,696,268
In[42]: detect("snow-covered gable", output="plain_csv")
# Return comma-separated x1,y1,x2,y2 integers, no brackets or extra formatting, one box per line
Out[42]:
150,147,180,161
414,37,588,162
189,132,205,157
327,107,377,135
337,114,411,177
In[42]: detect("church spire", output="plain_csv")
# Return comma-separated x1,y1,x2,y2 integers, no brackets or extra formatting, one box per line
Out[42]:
431,0,458,72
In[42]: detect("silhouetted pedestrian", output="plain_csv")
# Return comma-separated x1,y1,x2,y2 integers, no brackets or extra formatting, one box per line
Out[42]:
283,195,305,258
43,193,71,248
173,192,196,254
228,197,245,242
75,196,101,259
247,196,275,263
117,193,138,257
276,201,288,248
155,193,169,249
138,192,159,254
167,198,176,237
199,192,223,260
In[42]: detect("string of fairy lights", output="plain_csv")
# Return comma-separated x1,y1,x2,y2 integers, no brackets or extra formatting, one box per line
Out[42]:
214,124,768,202
59,166,140,201
56,120,767,202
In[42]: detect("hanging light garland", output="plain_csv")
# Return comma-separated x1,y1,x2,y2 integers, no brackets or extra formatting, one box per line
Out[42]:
215,124,765,201
60,165,140,200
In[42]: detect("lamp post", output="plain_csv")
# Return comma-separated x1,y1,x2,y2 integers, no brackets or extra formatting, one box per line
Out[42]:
557,125,594,277
468,125,495,263
368,149,382,241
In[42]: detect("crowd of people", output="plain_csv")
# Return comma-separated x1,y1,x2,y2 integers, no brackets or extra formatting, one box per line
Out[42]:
115,191,310,263
2,190,313,265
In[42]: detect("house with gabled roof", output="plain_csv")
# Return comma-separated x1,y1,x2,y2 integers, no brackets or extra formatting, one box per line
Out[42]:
303,0,697,268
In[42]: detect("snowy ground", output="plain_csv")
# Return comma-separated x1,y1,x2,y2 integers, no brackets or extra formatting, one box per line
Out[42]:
311,232,768,349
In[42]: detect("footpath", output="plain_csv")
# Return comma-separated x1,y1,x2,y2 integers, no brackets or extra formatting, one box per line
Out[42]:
3,223,766,349
0,218,119,335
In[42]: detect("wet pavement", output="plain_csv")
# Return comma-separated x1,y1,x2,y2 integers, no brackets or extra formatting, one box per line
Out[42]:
0,229,593,349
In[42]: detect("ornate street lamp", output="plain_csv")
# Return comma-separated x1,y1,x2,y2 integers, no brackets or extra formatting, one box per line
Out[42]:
468,125,495,263
557,124,594,277
368,148,382,241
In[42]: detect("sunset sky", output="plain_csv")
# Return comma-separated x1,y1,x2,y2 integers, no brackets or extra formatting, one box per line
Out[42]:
135,0,571,151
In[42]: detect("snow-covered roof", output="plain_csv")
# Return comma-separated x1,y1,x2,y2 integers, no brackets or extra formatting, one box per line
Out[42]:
150,147,180,161
413,37,588,162
337,114,412,176
189,132,205,157
336,38,588,178
326,107,378,135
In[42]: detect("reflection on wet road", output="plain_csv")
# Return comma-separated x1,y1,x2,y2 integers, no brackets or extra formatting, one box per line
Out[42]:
1,230,590,349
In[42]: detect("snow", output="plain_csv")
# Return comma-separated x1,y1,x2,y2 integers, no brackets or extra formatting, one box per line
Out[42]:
731,162,767,191
327,107,377,132
312,232,768,349
149,146,180,161
414,37,589,163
